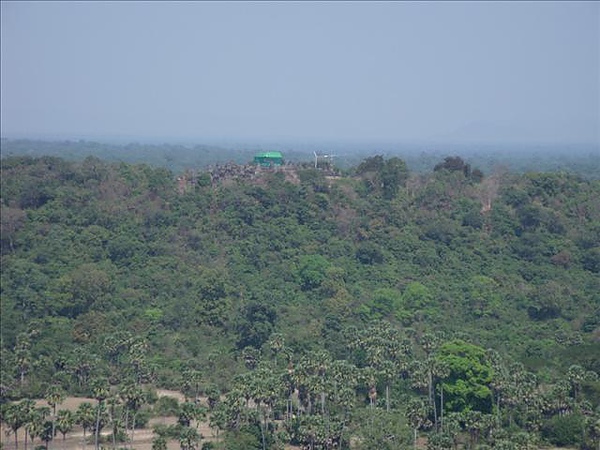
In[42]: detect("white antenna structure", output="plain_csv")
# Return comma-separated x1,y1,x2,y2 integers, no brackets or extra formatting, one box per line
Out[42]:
314,151,338,169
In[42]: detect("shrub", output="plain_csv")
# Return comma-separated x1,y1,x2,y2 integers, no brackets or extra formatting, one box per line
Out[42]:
541,413,585,446
154,396,180,417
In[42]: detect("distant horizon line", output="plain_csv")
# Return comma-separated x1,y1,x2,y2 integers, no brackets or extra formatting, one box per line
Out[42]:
2,133,599,149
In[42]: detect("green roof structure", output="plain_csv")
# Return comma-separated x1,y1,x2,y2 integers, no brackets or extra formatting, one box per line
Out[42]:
253,151,284,167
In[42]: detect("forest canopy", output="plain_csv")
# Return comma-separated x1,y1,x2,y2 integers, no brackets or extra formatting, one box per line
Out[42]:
1,149,599,449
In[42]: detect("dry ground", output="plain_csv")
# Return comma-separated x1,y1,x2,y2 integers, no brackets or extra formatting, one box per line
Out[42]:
0,391,214,450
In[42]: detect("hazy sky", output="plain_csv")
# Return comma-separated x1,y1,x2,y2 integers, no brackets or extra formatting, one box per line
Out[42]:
1,1,599,144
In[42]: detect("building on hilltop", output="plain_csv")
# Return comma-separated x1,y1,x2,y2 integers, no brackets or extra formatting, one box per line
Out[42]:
253,151,284,167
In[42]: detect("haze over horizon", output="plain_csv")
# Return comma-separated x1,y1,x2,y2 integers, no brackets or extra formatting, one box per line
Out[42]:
1,1,599,146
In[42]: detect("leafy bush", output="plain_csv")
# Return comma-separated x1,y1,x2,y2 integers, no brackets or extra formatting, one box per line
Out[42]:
153,396,179,417
541,413,585,446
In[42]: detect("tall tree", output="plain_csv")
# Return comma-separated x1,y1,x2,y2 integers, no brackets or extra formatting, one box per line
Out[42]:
56,409,75,450
104,395,122,450
437,340,493,414
76,402,95,450
3,402,27,450
119,383,145,449
45,384,65,450
91,378,109,450
21,400,36,450
14,333,32,388
406,398,430,450
26,409,44,449
350,323,410,412
178,426,201,450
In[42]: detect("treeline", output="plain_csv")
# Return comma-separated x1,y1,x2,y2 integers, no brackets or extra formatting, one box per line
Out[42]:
1,154,599,449
2,138,600,178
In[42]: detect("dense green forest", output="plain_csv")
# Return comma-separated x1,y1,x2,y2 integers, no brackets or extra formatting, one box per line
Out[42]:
1,152,599,449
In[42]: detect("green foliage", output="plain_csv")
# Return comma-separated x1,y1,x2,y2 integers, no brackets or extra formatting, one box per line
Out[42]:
434,156,472,176
355,155,409,199
380,157,409,199
355,242,384,265
361,288,401,321
153,396,179,417
235,303,277,350
288,415,347,449
397,282,434,323
464,276,502,318
1,152,599,448
438,340,493,413
541,413,586,446
298,255,330,290
219,428,262,450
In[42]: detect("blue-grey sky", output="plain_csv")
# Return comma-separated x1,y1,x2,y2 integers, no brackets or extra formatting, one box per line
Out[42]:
1,1,599,144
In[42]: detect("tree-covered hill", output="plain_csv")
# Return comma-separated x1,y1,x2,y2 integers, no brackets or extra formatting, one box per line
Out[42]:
1,154,599,449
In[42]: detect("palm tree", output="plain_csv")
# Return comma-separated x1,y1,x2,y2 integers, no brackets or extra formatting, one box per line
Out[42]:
21,400,36,450
181,368,202,402
329,359,359,415
241,347,261,371
293,413,347,450
178,402,200,428
544,379,574,418
91,378,109,450
418,332,443,357
267,332,287,367
254,366,284,450
231,373,255,424
14,333,32,388
26,412,44,449
76,402,96,450
244,368,271,450
410,348,449,429
221,386,246,430
406,398,430,450
430,357,449,429
352,323,410,413
312,351,331,416
487,355,538,429
209,405,229,443
461,410,487,448
487,349,508,428
378,359,396,413
566,364,598,404
204,384,221,411
283,359,296,421
151,434,167,450
39,420,54,450
104,395,122,450
67,348,97,390
119,382,145,449
442,412,462,449
294,351,332,417
178,426,201,450
3,404,18,448
56,409,75,450
124,337,152,386
45,384,65,450
566,364,586,402
360,367,378,411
